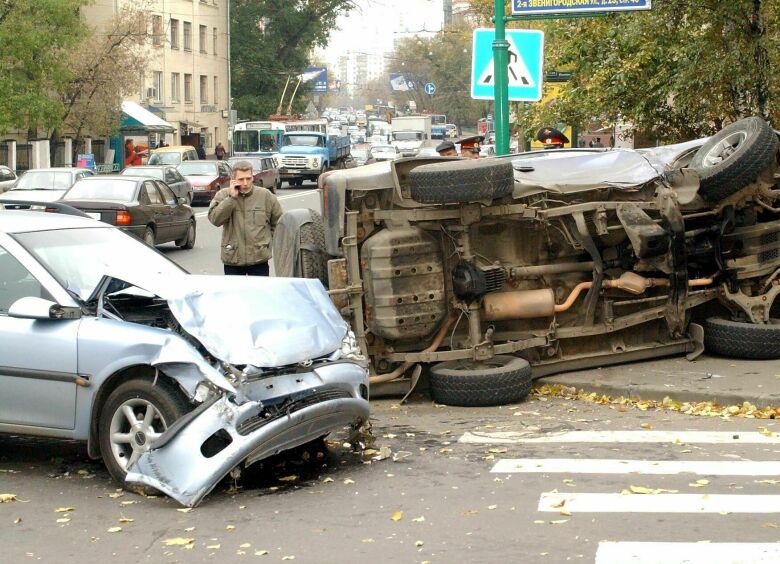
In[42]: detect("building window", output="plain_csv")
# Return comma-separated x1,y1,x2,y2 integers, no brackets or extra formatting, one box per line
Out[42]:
152,71,163,102
199,75,208,104
183,21,192,51
184,74,192,103
199,25,207,53
213,27,217,55
152,15,162,47
170,18,179,49
171,73,180,103
213,76,218,106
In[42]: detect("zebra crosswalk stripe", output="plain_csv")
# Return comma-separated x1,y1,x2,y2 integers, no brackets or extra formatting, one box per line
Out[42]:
491,458,780,475
539,492,780,513
460,430,780,444
595,542,780,563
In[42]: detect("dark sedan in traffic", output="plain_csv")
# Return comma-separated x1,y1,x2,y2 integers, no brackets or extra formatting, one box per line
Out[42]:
61,175,195,248
177,161,232,205
121,165,193,203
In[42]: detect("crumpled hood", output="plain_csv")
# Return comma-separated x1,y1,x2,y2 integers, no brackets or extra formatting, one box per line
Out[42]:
105,273,348,367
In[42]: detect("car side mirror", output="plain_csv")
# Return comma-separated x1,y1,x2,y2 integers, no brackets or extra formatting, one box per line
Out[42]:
8,296,81,320
177,196,187,205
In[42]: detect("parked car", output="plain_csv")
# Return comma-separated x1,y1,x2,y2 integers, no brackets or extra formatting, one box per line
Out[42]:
367,145,400,163
1,167,95,206
121,165,193,203
0,209,369,507
177,161,232,205
147,145,199,166
350,147,369,166
275,116,780,407
0,166,17,193
227,156,280,192
62,175,195,248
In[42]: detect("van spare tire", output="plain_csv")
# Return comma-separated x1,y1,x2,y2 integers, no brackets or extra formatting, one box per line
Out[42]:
691,116,778,202
429,355,532,407
409,159,514,204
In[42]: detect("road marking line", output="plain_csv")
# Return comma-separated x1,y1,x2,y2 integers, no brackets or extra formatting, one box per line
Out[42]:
491,458,780,475
595,542,780,564
459,430,780,445
539,492,780,513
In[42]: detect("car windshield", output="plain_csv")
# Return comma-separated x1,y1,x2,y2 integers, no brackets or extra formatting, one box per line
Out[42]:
283,135,323,147
121,168,163,180
227,158,262,172
14,171,74,190
148,152,181,165
14,227,185,301
393,132,422,141
351,149,368,159
178,162,218,176
63,179,137,202
373,146,395,154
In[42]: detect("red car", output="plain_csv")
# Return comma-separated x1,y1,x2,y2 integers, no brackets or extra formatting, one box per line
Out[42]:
177,161,232,205
227,156,280,193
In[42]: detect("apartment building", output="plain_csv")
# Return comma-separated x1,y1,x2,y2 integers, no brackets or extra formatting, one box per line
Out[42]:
85,0,231,152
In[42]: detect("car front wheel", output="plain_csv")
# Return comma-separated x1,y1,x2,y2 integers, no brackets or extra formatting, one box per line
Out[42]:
98,377,190,489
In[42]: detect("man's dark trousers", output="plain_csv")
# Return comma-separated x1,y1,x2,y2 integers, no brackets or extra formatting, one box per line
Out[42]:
223,262,269,276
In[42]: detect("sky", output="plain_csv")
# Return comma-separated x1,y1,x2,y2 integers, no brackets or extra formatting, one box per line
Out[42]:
322,0,444,66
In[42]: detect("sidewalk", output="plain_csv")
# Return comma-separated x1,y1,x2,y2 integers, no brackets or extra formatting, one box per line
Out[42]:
541,353,780,408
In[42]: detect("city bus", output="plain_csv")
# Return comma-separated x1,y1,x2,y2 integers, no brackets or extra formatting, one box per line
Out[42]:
232,121,286,156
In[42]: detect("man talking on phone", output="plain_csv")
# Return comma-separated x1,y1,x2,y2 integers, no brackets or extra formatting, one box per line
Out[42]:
208,160,282,276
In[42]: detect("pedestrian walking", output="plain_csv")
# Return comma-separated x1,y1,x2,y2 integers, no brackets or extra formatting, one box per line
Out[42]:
197,142,207,160
208,160,282,276
215,142,226,160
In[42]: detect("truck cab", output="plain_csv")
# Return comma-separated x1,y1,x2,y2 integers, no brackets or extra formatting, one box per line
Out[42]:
277,131,350,187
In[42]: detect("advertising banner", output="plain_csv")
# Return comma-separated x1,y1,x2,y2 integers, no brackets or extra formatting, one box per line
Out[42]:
512,0,651,16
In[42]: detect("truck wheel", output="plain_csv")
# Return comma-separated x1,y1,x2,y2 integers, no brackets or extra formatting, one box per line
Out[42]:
691,117,778,202
299,210,328,287
409,159,514,204
704,317,780,359
429,355,532,407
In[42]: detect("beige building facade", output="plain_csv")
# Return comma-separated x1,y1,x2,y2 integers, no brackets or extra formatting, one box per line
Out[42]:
84,0,231,152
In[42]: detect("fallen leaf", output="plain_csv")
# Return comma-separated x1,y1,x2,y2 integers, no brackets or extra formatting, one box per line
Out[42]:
236,551,246,556
14,518,22,524
118,518,134,524
343,478,355,485
415,540,424,547
549,519,569,524
552,499,566,509
120,500,137,506
207,544,221,550
278,475,298,483
559,509,572,516
487,448,508,454
487,504,497,510
391,511,403,521
689,479,710,488
254,550,269,555
226,525,236,531
322,477,334,483
176,508,193,513
163,537,194,547
0,494,17,503
77,469,90,476
55,507,75,513
412,516,425,523
56,518,71,524
439,448,453,454
107,527,122,533
108,491,124,499
641,423,653,429
628,485,679,495
184,527,195,532
762,522,779,528
533,520,545,524
362,538,375,543
756,479,780,485
759,427,774,437
282,556,295,561
461,510,479,516
562,479,575,485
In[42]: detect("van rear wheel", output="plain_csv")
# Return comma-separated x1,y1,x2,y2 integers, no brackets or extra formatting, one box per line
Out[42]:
429,355,532,407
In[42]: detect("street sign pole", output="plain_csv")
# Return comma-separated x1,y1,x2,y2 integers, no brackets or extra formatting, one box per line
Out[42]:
493,0,510,155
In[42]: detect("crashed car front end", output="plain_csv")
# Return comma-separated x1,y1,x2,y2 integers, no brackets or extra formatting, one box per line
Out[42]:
91,274,369,507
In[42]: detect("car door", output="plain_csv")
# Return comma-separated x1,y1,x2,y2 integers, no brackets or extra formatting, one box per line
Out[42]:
0,244,79,429
164,167,184,199
141,180,172,242
155,181,189,241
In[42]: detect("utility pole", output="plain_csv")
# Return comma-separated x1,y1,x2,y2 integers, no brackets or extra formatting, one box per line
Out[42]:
493,0,510,155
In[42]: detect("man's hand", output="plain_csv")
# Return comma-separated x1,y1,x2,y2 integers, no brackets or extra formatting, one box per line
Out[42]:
230,183,241,199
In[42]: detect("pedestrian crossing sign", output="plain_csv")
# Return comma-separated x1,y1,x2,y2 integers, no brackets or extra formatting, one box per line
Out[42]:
471,28,544,102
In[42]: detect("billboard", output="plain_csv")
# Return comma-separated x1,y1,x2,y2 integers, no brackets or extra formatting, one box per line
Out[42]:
389,73,415,92
303,67,328,93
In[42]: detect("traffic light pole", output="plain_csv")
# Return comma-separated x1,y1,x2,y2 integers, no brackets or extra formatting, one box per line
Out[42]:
493,0,510,155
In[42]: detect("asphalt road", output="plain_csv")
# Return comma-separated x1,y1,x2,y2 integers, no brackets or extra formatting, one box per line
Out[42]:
4,181,780,563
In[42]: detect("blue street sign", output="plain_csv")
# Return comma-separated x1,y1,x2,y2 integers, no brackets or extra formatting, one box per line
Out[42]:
424,82,436,95
471,28,544,102
512,0,651,16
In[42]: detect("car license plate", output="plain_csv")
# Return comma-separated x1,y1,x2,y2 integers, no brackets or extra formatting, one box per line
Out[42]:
86,212,101,220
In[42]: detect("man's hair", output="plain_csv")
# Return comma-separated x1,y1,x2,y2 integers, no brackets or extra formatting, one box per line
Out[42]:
231,160,253,177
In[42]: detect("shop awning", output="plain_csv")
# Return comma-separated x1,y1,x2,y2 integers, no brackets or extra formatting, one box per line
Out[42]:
120,101,175,133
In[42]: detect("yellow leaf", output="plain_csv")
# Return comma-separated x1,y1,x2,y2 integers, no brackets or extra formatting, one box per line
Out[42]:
362,538,375,543
762,523,779,528
343,478,355,485
0,494,17,503
696,479,710,485
415,540,424,547
487,504,497,510
207,544,221,550
56,518,71,524
108,492,124,499
55,507,75,513
282,556,295,561
107,527,122,533
163,537,195,546
629,485,658,495
184,527,195,532
14,518,22,524
533,520,545,524
559,509,572,516
488,448,508,454
641,423,652,429
120,501,137,506
176,508,193,513
391,511,403,521
412,516,425,523
322,477,334,483
226,525,236,531
756,479,780,485
240,543,251,548
462,510,479,516
118,518,134,524
278,475,298,482
254,550,269,555
562,479,574,485
552,499,566,508
549,519,569,524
